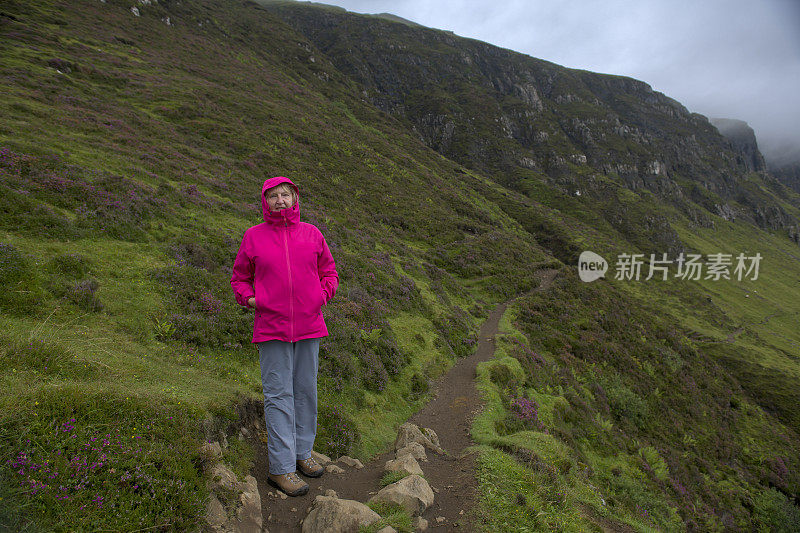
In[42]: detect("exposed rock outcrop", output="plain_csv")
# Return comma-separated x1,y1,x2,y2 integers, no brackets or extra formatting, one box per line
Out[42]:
298,421,442,531
394,422,444,455
384,454,424,476
711,118,767,172
395,442,427,462
368,474,435,516
301,494,381,533
200,400,265,533
203,451,263,533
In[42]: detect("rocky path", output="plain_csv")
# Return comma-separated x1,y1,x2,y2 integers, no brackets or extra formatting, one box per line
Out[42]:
244,269,559,532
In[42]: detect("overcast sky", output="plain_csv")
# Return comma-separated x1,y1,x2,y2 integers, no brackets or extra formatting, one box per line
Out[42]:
308,0,800,163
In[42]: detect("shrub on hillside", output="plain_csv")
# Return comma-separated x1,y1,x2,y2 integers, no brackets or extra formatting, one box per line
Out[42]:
507,336,546,382
316,402,358,459
495,391,548,436
425,231,545,296
168,233,238,272
510,396,547,432
319,337,358,393
489,363,520,389
46,252,92,279
152,262,251,348
603,378,648,430
322,284,415,392
433,305,476,358
0,186,82,239
64,279,104,312
44,253,104,311
0,147,171,242
360,350,389,393
361,327,407,376
753,487,800,532
0,243,46,315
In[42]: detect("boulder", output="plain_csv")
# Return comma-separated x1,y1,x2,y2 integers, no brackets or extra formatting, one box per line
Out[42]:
368,475,434,516
420,427,441,449
210,463,238,491
412,516,429,531
396,442,427,462
235,475,263,533
301,495,381,533
311,450,332,465
326,464,345,474
394,423,444,454
203,459,262,532
336,455,364,469
206,494,227,528
384,454,423,477
200,441,223,464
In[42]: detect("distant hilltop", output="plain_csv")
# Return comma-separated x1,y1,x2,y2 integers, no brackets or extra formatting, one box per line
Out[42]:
709,118,766,172
711,117,800,193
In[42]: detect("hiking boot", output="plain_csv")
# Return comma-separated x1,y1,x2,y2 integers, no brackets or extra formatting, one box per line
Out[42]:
297,457,324,478
267,472,309,497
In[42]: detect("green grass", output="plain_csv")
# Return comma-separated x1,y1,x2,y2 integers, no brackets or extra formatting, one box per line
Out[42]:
0,0,514,527
361,500,414,533
471,273,800,531
379,470,412,487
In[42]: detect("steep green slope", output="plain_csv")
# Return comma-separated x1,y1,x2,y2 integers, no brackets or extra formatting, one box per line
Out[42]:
1,0,798,531
0,0,562,528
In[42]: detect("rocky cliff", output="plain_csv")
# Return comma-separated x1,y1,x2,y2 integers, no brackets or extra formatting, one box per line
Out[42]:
262,0,800,246
710,118,767,172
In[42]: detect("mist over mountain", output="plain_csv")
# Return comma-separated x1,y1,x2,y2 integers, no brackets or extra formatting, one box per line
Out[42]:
766,144,800,195
709,118,800,195
709,118,766,172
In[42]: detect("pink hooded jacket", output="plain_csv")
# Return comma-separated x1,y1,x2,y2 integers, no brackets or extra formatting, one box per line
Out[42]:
230,177,338,343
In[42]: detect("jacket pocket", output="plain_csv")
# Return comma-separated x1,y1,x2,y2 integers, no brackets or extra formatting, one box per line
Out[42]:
254,283,269,312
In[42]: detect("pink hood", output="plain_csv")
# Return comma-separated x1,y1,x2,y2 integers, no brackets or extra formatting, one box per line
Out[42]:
261,176,301,224
231,177,338,343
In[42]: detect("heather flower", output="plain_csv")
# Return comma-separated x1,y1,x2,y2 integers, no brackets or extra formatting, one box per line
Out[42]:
198,292,222,315
509,396,546,431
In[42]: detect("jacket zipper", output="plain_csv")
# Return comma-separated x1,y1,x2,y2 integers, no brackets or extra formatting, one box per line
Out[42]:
283,219,294,341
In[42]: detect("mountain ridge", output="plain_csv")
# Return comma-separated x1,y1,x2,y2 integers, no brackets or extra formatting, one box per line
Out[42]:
261,0,800,251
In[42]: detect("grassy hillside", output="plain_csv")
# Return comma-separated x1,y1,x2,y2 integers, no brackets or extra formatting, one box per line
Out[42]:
1,0,799,531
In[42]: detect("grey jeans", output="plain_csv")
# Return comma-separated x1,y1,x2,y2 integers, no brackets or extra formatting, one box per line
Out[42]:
257,338,320,475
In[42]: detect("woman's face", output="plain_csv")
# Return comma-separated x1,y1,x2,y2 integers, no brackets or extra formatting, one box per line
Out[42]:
266,185,294,212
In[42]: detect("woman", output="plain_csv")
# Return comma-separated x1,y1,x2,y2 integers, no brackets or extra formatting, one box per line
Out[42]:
231,176,338,497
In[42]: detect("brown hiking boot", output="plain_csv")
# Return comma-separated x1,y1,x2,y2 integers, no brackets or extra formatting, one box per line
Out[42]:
297,457,324,478
267,472,309,497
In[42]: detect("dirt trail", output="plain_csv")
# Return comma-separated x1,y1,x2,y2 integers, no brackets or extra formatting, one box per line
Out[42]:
252,269,559,531
725,311,781,342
